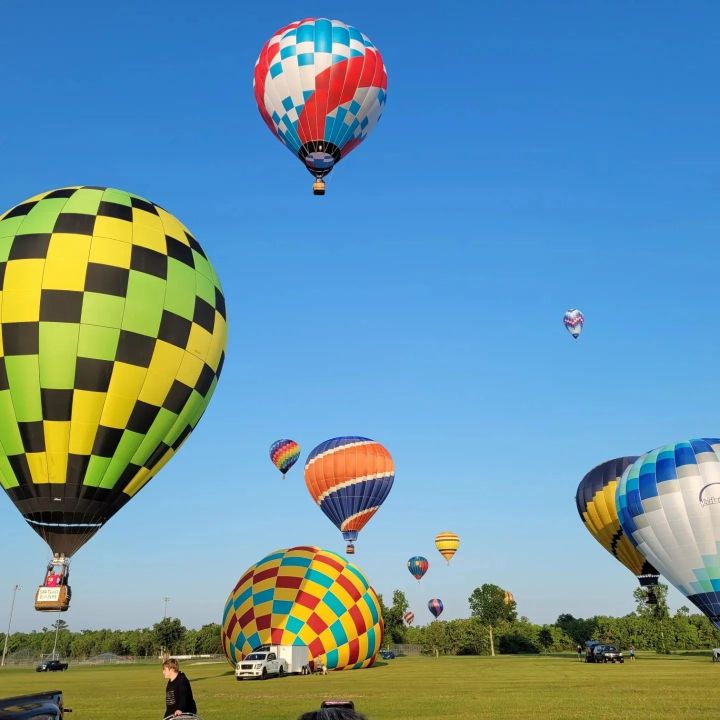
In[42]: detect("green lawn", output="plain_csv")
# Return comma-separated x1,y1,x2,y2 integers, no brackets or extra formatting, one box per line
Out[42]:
1,653,717,720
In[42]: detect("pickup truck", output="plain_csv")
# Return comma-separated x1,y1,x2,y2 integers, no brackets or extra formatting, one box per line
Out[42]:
235,650,288,680
36,659,68,672
0,690,68,719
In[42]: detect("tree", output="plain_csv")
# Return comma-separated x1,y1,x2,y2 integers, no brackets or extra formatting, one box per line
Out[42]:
633,584,670,653
538,627,554,651
468,584,517,656
152,618,187,656
378,590,409,644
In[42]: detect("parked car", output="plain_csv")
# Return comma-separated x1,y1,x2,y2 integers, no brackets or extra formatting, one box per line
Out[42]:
590,644,624,663
35,659,68,672
0,691,67,719
379,649,396,660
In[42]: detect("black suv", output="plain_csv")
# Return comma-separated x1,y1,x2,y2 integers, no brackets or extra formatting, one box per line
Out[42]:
35,660,68,672
590,644,624,663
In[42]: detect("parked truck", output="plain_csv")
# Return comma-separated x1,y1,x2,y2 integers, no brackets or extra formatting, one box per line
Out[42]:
235,644,309,680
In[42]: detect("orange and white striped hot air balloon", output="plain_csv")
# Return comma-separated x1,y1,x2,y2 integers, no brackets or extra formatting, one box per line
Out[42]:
304,436,394,554
435,531,460,565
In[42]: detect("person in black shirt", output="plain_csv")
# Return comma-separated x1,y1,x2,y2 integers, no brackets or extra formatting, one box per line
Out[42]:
162,658,197,718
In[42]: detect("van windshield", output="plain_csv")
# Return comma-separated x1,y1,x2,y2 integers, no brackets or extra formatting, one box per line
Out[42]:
245,653,267,661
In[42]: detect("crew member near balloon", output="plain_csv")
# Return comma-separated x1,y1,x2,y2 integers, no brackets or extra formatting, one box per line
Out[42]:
254,18,388,195
162,658,197,718
0,187,227,612
304,436,394,554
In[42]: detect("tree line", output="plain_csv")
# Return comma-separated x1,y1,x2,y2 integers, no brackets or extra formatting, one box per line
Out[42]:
4,583,720,661
379,584,720,655
1,618,223,660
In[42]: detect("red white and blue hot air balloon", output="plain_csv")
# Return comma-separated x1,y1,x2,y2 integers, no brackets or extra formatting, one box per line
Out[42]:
269,439,301,478
563,308,584,339
407,556,429,581
304,436,394,554
254,18,388,195
428,598,444,619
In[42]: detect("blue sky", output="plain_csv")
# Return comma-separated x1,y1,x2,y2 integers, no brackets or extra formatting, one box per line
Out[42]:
2,0,720,633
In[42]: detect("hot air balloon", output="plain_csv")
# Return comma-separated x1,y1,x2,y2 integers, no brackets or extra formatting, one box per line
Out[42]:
503,591,515,605
304,436,394,554
428,599,443,619
269,439,300,477
254,18,388,195
435,532,460,564
407,556,428,581
616,438,720,628
576,457,660,588
403,611,414,626
563,309,584,339
0,187,227,612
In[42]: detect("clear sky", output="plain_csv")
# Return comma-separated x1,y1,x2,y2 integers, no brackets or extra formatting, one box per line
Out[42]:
2,0,719,633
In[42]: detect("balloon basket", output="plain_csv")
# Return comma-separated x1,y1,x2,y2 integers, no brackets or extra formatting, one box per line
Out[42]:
313,179,326,196
346,544,355,555
35,584,71,612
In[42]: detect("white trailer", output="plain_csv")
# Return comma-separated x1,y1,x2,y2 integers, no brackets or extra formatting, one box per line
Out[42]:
274,644,309,674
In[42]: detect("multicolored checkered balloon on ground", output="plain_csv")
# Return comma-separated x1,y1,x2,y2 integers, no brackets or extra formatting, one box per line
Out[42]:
269,438,300,477
304,436,394,554
0,187,227,557
254,18,387,190
221,546,383,670
616,438,720,629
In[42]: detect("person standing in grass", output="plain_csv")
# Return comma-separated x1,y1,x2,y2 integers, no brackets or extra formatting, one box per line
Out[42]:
576,644,583,661
629,644,635,661
162,658,197,718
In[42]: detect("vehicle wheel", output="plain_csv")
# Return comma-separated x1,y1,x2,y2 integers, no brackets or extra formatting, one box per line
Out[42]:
278,666,284,677
261,668,267,680
620,659,624,663
236,677,242,681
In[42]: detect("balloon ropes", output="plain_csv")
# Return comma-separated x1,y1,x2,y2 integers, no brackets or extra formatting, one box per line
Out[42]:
576,456,659,588
407,556,428,581
254,18,388,195
269,439,300,477
0,187,227,611
428,598,443,619
435,531,460,564
304,436,394,554
617,438,720,628
563,309,584,339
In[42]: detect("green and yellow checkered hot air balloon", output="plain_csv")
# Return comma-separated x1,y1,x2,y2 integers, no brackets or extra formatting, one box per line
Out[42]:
0,187,227,610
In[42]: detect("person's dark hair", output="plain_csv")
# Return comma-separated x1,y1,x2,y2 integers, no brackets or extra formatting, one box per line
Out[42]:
297,710,366,720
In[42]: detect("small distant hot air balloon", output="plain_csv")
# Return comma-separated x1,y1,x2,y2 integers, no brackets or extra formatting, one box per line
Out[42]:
304,436,394,554
504,591,515,605
403,611,414,626
254,18,388,195
269,439,300,478
563,309,584,339
435,532,460,564
428,599,443,619
407,556,429,581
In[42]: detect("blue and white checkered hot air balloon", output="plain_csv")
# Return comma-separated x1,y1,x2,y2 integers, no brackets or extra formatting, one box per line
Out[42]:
253,18,388,195
616,438,720,627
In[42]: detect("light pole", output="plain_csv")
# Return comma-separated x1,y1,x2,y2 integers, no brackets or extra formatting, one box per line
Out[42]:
1,585,21,667
163,596,170,619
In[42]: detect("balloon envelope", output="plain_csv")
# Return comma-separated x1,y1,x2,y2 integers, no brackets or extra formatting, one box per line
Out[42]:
576,456,659,586
403,611,414,626
0,187,227,557
428,598,443,618
616,438,720,628
304,436,394,552
269,439,300,475
435,531,460,564
563,308,584,339
254,18,388,183
407,556,428,581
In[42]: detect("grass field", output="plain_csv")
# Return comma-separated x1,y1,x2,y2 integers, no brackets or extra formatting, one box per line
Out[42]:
1,653,716,720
